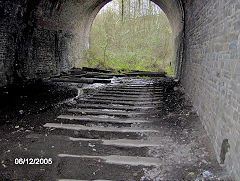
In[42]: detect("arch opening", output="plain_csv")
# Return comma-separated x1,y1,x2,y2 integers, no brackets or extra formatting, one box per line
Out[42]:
78,0,184,77
84,0,174,73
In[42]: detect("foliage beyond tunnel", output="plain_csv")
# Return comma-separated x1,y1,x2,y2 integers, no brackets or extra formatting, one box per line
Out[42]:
84,0,174,72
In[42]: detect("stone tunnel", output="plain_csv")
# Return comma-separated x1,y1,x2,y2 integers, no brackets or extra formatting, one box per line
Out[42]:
0,0,239,179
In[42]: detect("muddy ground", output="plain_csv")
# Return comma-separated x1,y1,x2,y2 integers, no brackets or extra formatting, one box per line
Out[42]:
0,75,233,181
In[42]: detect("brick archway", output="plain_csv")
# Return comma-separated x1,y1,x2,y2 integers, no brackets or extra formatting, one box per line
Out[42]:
82,0,184,78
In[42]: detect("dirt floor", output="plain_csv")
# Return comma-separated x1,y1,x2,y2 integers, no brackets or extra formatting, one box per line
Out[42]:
0,76,233,181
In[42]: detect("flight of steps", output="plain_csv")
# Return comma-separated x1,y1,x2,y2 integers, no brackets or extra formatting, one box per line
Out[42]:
27,78,164,180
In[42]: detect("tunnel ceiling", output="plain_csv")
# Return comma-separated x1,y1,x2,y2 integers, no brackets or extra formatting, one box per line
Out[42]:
35,0,184,36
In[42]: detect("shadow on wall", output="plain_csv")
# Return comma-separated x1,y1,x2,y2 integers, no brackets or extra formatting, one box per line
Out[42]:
220,139,230,165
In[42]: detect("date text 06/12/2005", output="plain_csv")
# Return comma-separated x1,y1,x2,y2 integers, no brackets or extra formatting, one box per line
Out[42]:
15,158,53,165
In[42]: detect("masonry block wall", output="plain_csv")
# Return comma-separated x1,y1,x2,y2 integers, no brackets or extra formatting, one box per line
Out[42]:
182,0,240,179
0,27,14,87
0,0,77,86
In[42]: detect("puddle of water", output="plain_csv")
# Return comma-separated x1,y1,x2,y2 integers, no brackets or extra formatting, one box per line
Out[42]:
110,77,122,86
195,170,217,181
59,88,83,105
82,83,106,90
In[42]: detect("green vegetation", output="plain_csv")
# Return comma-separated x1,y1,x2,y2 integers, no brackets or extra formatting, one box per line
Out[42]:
83,0,174,73
166,65,175,75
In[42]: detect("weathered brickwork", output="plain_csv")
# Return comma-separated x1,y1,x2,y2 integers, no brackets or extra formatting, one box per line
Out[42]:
0,0,76,85
0,27,16,87
182,0,240,179
19,28,56,79
57,31,72,73
0,31,8,87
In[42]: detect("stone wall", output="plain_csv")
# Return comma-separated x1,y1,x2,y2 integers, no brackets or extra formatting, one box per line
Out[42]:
20,27,74,79
0,29,13,87
182,0,240,179
0,0,76,86
20,28,56,79
0,29,17,87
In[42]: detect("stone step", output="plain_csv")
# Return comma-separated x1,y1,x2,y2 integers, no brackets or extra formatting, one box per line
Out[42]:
67,108,146,117
58,179,112,181
106,87,163,90
26,133,150,156
69,137,161,147
72,103,156,110
58,179,108,181
58,115,150,124
119,86,160,88
94,76,114,79
58,154,161,166
76,99,162,106
125,72,165,77
88,96,161,102
57,74,113,80
52,78,111,84
103,89,163,93
43,123,158,133
107,85,157,89
54,156,148,180
92,93,162,98
81,67,112,73
98,90,162,95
